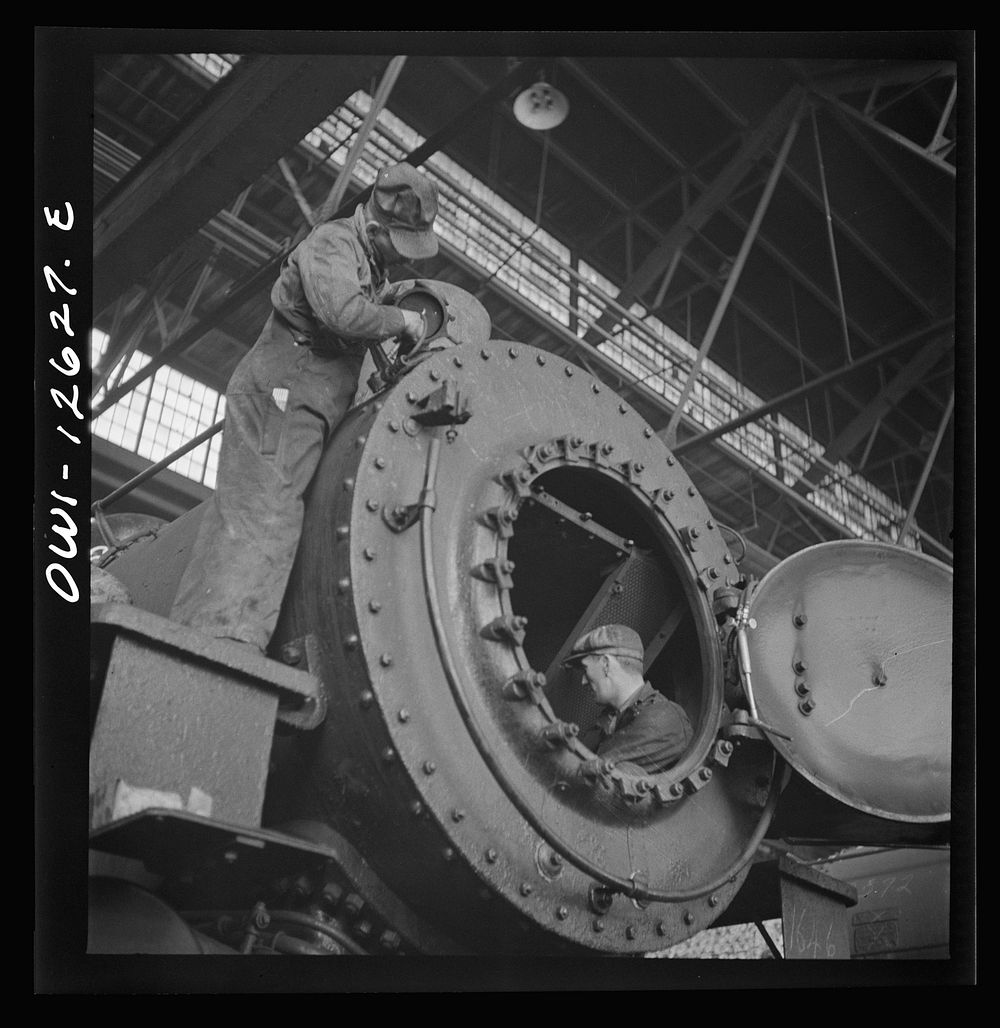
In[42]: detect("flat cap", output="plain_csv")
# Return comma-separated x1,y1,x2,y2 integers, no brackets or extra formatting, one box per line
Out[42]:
367,163,439,260
563,624,645,667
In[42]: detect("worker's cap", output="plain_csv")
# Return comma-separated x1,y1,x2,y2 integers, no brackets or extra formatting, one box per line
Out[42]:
562,624,645,667
367,164,439,260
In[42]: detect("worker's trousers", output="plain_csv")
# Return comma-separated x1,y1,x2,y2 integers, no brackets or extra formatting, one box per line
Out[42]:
171,318,364,652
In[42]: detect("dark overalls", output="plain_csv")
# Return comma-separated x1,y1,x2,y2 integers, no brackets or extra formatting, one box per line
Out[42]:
170,207,408,652
582,682,693,774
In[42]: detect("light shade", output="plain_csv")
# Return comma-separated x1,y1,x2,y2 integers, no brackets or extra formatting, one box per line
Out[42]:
513,82,569,130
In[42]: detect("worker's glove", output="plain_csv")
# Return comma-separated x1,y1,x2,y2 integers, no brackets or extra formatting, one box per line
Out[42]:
397,309,426,356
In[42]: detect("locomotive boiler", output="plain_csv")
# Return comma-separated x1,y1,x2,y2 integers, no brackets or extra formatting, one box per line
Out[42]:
88,279,952,957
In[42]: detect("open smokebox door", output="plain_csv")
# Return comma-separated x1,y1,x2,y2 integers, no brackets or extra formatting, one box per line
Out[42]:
508,469,702,743
746,540,953,847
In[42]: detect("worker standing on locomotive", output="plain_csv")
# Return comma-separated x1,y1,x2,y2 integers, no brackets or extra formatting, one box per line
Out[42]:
170,164,439,654
564,624,693,774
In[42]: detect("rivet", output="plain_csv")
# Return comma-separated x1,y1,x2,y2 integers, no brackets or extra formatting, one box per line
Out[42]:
453,356,464,368
366,498,379,512
409,800,423,816
450,808,465,822
442,847,455,861
687,485,697,497
684,911,695,926
355,436,367,449
480,349,491,360
644,427,653,438
626,925,637,940
337,578,351,594
398,708,410,723
708,895,719,908
359,690,374,708
381,747,396,762
706,519,715,529
793,613,808,628
344,634,359,650
556,906,568,921
508,347,519,359
336,525,349,539
364,547,376,561
486,848,499,863
723,553,733,564
379,653,393,667
374,457,387,470
369,599,381,613
592,383,600,394
601,443,614,455
388,420,400,433
342,477,355,491
592,919,605,933
564,366,574,377
618,403,627,414
406,391,418,403
656,921,667,936
689,527,700,539
536,354,546,365
423,761,436,775
666,455,675,466
429,369,441,381
520,883,533,896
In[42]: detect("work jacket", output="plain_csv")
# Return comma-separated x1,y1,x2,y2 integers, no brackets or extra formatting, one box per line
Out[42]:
584,682,693,775
268,205,408,351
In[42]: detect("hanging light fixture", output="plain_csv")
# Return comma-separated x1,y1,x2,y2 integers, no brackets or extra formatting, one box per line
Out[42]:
513,76,569,131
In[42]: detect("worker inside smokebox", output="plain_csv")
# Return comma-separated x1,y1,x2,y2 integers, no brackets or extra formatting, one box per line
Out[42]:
170,163,440,655
564,624,693,774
